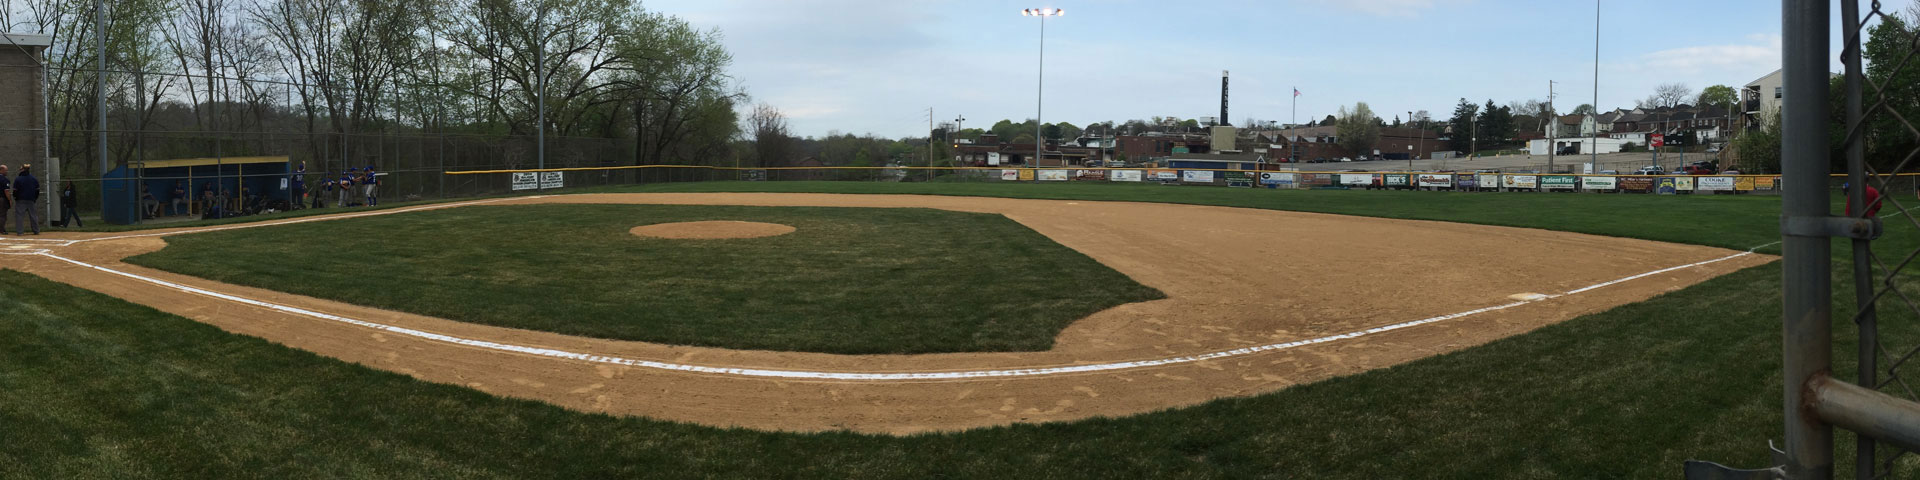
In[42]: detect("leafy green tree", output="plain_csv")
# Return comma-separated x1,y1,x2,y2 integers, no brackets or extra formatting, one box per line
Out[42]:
1697,85,1738,110
1861,14,1920,172
1571,104,1595,115
1335,102,1382,157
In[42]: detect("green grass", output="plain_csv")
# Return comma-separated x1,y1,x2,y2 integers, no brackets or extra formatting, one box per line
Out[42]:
616,181,1785,253
123,204,1162,354
13,180,1920,477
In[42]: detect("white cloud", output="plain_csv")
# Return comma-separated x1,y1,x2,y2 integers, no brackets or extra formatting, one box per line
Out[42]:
1619,36,1780,76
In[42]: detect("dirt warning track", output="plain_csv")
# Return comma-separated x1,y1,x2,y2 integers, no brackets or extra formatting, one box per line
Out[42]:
0,193,1774,434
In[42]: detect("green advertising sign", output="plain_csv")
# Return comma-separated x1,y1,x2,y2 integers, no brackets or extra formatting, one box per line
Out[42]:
1384,174,1410,186
1542,175,1578,190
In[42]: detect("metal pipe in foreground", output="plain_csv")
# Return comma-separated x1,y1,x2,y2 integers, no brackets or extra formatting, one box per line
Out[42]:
1779,0,1834,478
1809,375,1920,454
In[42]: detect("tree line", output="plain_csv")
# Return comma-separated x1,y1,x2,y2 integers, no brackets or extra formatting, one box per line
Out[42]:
2,0,742,177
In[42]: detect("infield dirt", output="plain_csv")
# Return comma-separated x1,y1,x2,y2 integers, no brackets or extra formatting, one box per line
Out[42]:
0,193,1774,434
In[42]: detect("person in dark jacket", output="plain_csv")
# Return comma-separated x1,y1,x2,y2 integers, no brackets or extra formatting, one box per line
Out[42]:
11,164,41,235
55,181,80,228
0,165,12,233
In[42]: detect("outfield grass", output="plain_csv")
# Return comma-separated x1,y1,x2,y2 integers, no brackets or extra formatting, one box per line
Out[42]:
614,181,1787,253
124,204,1162,354
11,181,1919,477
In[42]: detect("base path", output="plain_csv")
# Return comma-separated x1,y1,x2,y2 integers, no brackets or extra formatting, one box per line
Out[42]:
0,193,1774,434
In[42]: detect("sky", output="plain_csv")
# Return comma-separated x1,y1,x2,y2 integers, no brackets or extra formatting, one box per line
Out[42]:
648,0,1918,139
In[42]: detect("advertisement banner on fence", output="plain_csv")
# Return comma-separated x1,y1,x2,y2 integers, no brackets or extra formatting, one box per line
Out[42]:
1542,175,1578,190
1150,169,1179,181
1259,172,1297,186
1582,176,1618,190
1418,174,1453,188
1339,174,1373,186
1656,177,1677,194
1018,169,1036,181
1076,169,1107,181
1734,177,1757,191
1224,171,1255,188
1698,176,1736,191
1456,174,1478,189
1111,169,1144,182
511,172,539,191
1001,169,1021,181
1618,176,1654,192
1305,173,1335,186
1385,174,1411,187
1503,175,1538,189
1039,169,1070,181
1477,174,1499,188
540,171,564,189
1181,170,1215,183
1674,177,1695,190
1754,176,1780,190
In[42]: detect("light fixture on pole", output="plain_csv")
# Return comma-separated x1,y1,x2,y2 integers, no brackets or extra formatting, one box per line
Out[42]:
1021,7,1062,173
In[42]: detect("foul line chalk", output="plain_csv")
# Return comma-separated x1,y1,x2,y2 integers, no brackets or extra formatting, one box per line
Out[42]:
33,249,1757,381
50,196,544,248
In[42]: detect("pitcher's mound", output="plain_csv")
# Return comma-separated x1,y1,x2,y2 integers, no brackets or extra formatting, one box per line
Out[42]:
630,221,796,239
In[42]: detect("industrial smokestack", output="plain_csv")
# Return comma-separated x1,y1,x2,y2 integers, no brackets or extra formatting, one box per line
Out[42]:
1220,70,1230,126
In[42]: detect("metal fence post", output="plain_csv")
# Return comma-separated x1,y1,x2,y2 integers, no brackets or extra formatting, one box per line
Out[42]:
1837,1,1877,477
1781,0,1834,478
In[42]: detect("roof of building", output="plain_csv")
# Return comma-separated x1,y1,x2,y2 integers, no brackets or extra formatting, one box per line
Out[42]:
1747,68,1784,88
138,156,291,169
0,32,52,47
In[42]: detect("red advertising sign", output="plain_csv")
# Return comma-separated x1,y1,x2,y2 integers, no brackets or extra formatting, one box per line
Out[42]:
1650,133,1665,147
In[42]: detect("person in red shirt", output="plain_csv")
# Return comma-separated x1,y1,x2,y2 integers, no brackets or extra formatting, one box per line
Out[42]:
1845,182,1882,218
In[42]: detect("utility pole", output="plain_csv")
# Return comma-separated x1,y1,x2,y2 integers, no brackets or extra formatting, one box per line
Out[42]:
1548,80,1557,174
954,115,966,166
926,107,934,178
535,4,547,185
95,0,107,181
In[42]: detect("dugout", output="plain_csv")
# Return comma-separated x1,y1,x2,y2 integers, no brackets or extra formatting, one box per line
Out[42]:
100,156,293,225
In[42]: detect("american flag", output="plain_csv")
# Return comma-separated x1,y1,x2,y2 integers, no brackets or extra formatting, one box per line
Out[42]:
1293,87,1301,97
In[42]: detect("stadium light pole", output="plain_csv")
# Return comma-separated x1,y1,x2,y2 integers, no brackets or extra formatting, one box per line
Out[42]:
1022,7,1062,174
1589,0,1599,174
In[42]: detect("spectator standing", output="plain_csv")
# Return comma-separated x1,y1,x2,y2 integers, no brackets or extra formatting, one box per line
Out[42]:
12,164,41,235
56,181,80,228
0,165,12,233
363,165,378,206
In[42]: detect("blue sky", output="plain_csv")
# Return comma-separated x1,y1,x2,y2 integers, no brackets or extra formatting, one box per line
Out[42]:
649,0,1916,139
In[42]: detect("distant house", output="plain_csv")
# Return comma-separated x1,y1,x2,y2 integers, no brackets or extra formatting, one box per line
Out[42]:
1743,68,1784,130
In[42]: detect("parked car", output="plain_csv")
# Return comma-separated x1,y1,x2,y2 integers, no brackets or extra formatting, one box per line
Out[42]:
1682,161,1719,175
1633,166,1665,175
1599,170,1619,175
1706,144,1723,153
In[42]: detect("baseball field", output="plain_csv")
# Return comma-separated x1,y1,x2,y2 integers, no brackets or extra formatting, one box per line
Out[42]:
2,182,1904,477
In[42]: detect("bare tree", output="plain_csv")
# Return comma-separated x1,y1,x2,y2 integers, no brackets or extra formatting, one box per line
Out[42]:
1637,83,1694,108
748,102,791,168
